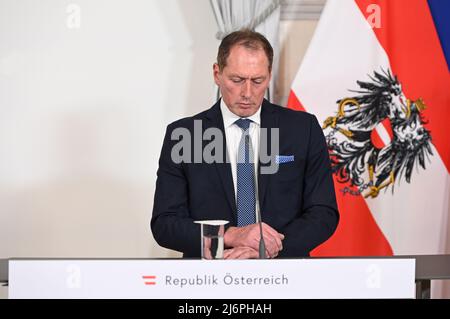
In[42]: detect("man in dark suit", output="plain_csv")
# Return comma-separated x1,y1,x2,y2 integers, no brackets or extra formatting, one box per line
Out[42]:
151,29,339,259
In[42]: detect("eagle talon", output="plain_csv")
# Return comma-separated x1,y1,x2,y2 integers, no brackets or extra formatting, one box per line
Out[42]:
323,116,338,129
364,172,395,198
365,186,379,198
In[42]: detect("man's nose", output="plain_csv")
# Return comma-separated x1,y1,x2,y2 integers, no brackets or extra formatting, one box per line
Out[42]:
241,81,251,99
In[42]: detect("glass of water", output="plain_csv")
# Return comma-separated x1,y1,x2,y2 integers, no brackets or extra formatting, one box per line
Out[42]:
195,220,228,259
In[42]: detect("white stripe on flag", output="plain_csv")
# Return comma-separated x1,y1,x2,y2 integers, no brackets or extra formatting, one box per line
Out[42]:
366,145,449,254
290,0,391,124
375,124,391,146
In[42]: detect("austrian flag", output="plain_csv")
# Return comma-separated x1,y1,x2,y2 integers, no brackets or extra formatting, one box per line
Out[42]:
288,0,450,258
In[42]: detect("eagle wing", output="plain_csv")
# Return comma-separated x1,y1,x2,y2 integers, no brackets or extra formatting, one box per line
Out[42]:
336,70,397,130
376,124,433,189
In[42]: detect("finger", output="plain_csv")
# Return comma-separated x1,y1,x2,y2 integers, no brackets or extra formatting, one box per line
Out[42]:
225,247,252,259
223,249,234,259
269,233,284,251
261,223,285,241
270,232,284,249
263,236,279,257
226,249,244,260
262,233,276,251
271,234,283,251
224,250,239,259
265,247,279,259
261,223,284,246
235,250,248,259
261,224,285,250
261,223,279,237
263,232,281,252
263,229,281,249
246,231,263,251
259,225,279,249
224,248,247,259
241,225,261,249
237,248,258,259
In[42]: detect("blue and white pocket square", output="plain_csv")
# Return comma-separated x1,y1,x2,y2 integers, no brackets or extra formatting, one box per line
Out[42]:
275,155,295,164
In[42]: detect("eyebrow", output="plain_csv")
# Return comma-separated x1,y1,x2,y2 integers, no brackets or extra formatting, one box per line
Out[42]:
229,75,266,80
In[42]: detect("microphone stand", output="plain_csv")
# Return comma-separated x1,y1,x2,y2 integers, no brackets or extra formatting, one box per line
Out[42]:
255,173,266,259
257,210,266,259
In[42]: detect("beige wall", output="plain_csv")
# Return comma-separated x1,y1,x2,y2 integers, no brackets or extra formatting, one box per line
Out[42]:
0,0,221,259
276,20,318,106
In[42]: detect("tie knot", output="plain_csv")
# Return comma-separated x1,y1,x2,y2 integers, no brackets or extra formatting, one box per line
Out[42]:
235,118,252,131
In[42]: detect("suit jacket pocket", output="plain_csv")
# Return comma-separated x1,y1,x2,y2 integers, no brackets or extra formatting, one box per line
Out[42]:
273,161,300,182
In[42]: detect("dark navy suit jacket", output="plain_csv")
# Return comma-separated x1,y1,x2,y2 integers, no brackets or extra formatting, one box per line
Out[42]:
151,99,339,258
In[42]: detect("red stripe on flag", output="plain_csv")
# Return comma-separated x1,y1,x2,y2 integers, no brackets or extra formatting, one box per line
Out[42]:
371,118,393,149
370,128,385,150
311,176,393,256
380,118,394,140
287,90,306,111
288,91,393,256
355,0,450,173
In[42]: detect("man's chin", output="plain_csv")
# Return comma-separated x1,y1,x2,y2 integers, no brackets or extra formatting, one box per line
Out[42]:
236,106,258,117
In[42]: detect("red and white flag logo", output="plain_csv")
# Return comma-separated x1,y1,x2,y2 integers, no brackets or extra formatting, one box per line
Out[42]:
142,275,157,285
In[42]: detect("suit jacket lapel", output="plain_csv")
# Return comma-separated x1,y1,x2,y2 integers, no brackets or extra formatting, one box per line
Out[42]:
205,101,237,222
258,99,278,217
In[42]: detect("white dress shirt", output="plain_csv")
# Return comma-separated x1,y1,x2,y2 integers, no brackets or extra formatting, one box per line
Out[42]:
220,99,261,222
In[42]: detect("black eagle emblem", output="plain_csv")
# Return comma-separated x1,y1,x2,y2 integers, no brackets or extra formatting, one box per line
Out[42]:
323,69,433,198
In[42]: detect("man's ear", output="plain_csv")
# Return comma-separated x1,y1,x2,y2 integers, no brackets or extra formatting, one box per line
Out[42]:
213,63,221,85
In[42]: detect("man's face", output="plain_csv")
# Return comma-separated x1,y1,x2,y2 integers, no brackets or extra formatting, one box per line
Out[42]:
214,45,271,117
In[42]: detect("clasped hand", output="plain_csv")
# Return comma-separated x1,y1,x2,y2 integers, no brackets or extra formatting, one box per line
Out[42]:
223,223,285,259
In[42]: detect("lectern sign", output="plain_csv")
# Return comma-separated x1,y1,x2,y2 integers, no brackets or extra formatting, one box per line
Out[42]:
9,259,415,298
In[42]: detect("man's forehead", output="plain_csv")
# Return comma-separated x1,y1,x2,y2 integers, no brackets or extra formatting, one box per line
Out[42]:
222,55,271,75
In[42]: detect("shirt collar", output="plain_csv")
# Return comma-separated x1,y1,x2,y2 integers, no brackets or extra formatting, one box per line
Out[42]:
220,99,261,129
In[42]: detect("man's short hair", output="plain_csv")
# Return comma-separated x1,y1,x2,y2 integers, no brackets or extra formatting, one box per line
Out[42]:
216,29,274,72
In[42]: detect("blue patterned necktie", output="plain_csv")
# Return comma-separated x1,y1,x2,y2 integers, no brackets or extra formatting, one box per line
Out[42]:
234,118,256,227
